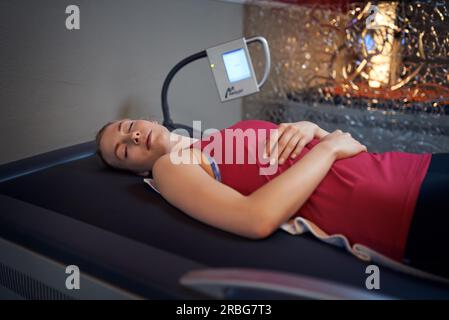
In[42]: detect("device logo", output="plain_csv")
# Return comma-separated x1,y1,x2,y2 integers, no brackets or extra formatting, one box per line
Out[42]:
225,86,244,99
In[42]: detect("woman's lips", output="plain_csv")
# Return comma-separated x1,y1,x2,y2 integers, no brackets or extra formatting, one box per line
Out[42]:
146,130,152,150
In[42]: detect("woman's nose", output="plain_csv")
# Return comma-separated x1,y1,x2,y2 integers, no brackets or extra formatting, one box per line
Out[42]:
131,131,141,144
123,130,142,145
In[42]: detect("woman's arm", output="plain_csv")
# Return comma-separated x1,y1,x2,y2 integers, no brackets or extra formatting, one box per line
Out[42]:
248,142,336,237
153,130,363,240
153,143,336,240
315,126,330,139
251,129,366,236
152,150,263,239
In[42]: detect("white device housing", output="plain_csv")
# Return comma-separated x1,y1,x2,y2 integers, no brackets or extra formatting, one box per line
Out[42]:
206,37,270,102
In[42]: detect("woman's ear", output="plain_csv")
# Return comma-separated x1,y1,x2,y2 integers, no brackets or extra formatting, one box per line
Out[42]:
136,171,150,177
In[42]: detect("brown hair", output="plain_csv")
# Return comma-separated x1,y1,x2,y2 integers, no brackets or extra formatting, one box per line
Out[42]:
95,120,117,170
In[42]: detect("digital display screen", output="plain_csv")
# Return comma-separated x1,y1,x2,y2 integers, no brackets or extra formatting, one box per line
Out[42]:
222,48,251,83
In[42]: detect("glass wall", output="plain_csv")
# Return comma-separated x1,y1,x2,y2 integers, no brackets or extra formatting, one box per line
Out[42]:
242,0,449,153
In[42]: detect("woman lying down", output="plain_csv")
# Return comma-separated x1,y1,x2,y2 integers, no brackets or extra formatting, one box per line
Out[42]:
95,118,449,282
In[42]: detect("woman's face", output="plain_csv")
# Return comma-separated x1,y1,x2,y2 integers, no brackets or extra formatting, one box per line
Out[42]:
99,119,171,174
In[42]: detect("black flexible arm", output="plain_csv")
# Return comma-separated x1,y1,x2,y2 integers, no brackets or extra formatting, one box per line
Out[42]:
161,50,207,136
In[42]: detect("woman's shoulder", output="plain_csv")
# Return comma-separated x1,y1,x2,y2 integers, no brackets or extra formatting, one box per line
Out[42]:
153,148,214,179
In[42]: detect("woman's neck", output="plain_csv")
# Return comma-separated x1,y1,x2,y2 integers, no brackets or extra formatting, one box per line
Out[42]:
168,132,199,153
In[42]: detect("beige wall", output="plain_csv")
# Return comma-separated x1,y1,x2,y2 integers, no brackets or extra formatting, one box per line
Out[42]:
0,0,244,164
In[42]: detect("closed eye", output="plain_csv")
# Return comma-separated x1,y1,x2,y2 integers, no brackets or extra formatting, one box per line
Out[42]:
124,121,134,159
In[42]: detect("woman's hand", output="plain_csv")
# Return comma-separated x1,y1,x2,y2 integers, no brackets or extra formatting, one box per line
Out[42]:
319,129,368,160
264,121,320,164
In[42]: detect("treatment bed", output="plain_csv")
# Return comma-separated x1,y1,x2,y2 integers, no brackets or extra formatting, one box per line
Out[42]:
1,140,449,299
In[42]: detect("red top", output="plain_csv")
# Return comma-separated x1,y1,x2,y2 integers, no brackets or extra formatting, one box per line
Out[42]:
191,119,432,261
